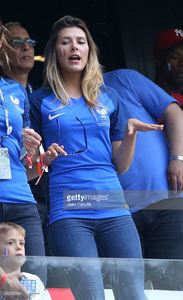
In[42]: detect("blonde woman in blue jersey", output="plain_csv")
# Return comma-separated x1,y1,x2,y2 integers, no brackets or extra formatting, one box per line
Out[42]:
29,15,163,300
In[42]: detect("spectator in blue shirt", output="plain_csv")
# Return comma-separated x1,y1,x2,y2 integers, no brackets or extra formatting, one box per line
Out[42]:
104,68,183,290
0,24,45,283
29,15,163,299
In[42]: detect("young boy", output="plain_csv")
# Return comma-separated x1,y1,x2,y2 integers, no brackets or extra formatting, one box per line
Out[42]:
0,222,51,300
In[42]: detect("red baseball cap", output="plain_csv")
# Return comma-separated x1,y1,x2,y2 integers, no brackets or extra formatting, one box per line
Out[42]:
154,28,183,55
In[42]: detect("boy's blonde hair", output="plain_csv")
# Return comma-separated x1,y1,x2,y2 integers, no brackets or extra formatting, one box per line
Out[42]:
0,222,25,238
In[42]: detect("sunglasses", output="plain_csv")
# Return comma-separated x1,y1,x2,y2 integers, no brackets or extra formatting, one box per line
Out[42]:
9,37,36,48
57,116,88,156
67,117,88,155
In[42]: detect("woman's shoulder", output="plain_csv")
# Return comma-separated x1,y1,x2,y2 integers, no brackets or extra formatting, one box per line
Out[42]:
0,77,26,94
30,86,52,98
29,87,53,107
100,84,122,103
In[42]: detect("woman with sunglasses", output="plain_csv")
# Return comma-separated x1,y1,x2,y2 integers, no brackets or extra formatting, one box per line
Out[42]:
29,15,163,300
0,25,45,263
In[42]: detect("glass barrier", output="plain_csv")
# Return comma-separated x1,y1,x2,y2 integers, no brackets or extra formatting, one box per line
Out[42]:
0,256,183,299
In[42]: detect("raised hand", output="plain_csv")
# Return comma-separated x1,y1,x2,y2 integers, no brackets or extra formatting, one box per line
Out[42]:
127,118,164,135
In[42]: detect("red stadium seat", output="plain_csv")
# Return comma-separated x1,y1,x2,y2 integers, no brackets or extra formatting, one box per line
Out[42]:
47,288,75,300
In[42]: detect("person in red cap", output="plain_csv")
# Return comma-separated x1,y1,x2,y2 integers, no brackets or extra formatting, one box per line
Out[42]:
154,28,183,108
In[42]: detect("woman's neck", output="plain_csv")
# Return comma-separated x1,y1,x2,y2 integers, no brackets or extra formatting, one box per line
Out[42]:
62,71,82,99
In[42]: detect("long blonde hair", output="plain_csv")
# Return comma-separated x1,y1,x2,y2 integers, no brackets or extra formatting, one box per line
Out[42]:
0,25,11,72
43,15,103,107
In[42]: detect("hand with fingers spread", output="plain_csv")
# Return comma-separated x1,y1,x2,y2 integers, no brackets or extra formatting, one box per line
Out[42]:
126,118,164,135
